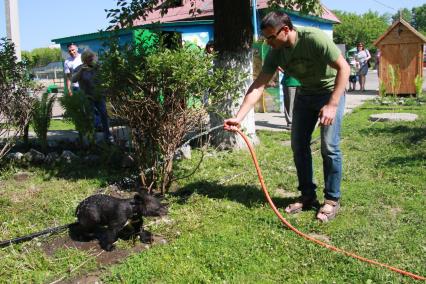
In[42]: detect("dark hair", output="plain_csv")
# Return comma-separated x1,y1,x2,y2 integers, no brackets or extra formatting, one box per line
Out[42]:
205,40,214,49
260,11,294,31
357,42,364,49
67,43,77,48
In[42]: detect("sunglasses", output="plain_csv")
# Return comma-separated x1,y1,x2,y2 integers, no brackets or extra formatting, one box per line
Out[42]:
265,26,285,40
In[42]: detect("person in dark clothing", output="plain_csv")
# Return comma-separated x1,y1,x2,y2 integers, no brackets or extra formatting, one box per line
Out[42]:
72,49,114,143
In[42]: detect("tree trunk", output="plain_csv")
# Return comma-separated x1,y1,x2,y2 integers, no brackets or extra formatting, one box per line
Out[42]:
212,0,259,148
210,51,259,149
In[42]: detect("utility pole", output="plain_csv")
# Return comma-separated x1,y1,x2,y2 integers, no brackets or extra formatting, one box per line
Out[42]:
4,0,21,61
252,0,258,41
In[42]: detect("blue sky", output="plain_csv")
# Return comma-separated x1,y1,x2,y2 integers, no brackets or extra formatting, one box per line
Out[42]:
1,0,425,51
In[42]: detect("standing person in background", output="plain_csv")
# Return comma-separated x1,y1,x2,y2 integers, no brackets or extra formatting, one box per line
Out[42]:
64,43,82,96
278,66,300,127
205,40,214,55
355,42,371,92
347,56,359,92
224,11,350,222
72,50,114,143
375,49,381,77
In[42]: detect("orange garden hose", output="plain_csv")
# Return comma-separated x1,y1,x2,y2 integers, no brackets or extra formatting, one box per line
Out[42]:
229,127,425,281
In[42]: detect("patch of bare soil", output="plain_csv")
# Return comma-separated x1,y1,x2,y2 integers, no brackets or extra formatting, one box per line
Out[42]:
10,184,42,203
275,188,299,199
43,234,167,284
13,171,31,182
307,233,331,244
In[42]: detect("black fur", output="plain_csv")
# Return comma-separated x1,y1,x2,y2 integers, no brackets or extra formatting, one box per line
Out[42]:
73,192,167,251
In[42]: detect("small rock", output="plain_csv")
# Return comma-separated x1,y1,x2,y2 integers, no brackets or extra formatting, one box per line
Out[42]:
60,150,79,163
6,152,24,162
24,149,45,164
44,152,60,165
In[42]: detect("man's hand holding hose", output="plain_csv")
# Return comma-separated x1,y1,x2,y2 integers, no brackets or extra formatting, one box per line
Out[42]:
223,118,241,131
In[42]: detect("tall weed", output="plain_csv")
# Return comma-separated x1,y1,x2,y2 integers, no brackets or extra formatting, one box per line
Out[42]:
59,91,94,145
31,92,56,152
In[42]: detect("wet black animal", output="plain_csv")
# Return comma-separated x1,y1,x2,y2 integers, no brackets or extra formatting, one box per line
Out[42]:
73,192,167,251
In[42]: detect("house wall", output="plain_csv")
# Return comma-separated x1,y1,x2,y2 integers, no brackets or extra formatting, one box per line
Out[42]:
161,24,214,47
58,33,134,60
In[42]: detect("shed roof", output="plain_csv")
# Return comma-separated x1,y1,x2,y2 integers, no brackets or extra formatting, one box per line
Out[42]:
52,20,213,44
133,0,340,26
374,18,426,46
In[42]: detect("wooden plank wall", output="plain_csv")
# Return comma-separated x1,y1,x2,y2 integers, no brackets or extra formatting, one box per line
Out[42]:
378,23,424,95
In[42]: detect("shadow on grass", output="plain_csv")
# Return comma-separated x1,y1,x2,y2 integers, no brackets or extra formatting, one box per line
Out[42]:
172,180,296,209
385,153,426,167
360,125,426,145
360,125,426,167
1,142,138,189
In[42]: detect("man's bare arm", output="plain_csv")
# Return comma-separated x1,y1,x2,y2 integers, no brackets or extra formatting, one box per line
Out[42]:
224,72,274,129
319,54,350,125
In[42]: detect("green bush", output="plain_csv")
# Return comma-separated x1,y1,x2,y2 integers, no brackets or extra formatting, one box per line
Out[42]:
59,91,94,145
0,38,36,159
31,92,56,152
388,64,401,100
414,74,423,99
98,36,245,193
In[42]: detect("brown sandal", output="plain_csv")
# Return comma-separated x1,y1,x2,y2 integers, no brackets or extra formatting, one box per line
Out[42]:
285,196,320,214
317,200,340,222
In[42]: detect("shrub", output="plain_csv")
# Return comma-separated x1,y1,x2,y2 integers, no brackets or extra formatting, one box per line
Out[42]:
388,64,401,100
31,92,56,152
98,35,245,193
59,90,95,146
0,38,36,160
414,74,423,99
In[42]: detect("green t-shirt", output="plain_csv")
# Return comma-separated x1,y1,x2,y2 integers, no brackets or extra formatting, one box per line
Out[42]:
262,27,341,93
283,75,301,87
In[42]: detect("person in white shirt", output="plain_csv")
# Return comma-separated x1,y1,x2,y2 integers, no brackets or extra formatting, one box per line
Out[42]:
354,42,371,92
64,43,82,96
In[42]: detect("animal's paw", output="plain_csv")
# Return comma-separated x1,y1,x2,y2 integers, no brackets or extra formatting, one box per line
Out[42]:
102,243,115,251
99,239,115,251
140,231,153,244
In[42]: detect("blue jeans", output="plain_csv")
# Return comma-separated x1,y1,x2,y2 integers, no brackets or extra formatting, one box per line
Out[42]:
291,93,345,201
90,98,111,141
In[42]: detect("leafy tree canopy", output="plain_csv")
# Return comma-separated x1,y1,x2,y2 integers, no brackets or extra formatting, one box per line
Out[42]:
21,47,61,68
391,8,413,24
332,10,389,53
106,0,322,31
412,4,426,35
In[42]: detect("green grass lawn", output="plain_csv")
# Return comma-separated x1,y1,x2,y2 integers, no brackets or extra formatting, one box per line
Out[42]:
27,119,75,132
47,120,75,131
0,100,425,283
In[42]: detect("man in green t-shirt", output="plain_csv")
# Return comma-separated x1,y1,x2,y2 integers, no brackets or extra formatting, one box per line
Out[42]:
224,11,350,222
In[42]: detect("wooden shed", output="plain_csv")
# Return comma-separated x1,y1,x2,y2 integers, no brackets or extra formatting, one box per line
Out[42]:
374,18,426,96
